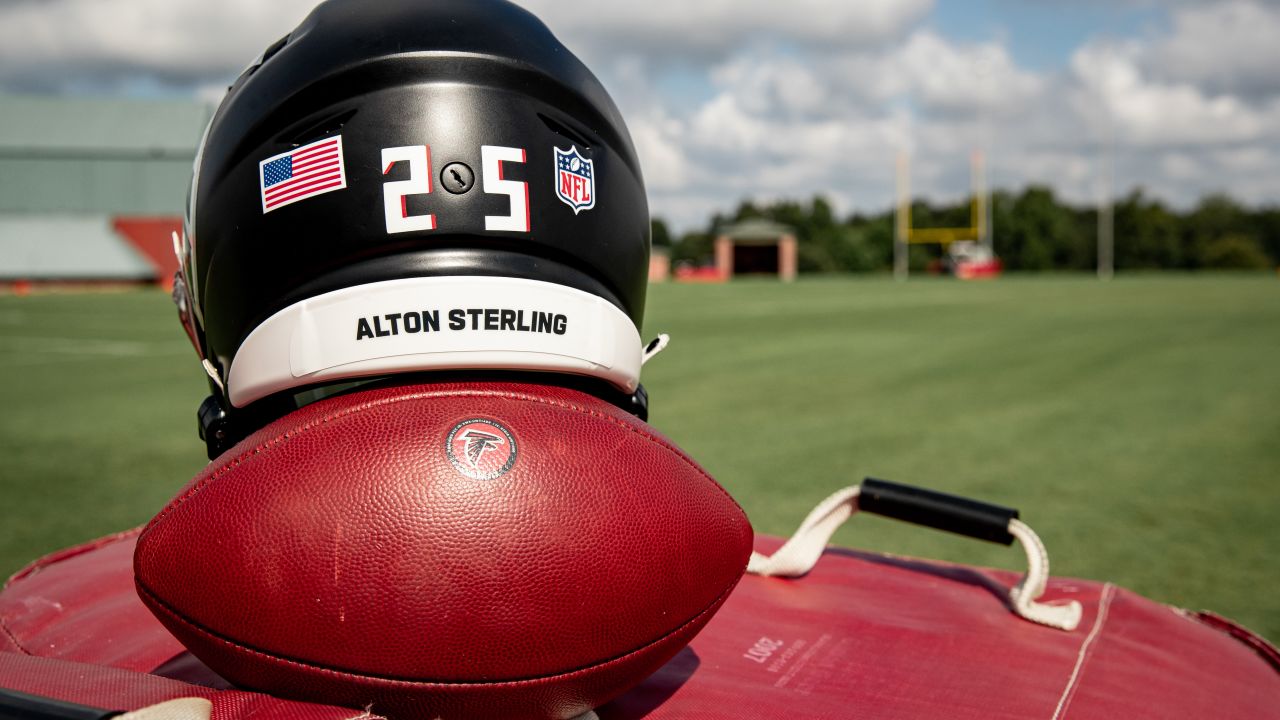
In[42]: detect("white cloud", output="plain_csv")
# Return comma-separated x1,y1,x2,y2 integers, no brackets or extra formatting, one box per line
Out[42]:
882,32,1042,115
631,29,1055,227
628,112,695,193
629,0,1280,229
1160,152,1199,181
708,55,830,120
0,0,934,94
517,0,933,60
1145,1,1280,98
1069,41,1272,147
1,0,1278,229
0,0,315,91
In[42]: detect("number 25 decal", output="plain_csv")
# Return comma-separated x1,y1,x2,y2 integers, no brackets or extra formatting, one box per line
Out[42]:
382,144,528,235
481,145,530,232
382,145,435,233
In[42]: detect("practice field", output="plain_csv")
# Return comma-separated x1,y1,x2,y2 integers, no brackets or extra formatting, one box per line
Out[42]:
1,275,1277,641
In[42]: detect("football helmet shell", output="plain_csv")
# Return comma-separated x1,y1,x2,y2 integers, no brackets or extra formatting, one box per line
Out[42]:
175,0,651,452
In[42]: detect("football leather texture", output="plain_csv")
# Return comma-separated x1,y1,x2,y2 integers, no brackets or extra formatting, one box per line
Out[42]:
134,381,753,719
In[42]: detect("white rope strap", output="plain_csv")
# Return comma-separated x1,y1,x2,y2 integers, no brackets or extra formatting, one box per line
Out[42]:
115,698,386,720
1007,518,1082,630
117,698,212,720
748,486,861,577
748,485,1083,631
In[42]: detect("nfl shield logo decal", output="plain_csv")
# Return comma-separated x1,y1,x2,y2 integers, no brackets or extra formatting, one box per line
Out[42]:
554,145,596,214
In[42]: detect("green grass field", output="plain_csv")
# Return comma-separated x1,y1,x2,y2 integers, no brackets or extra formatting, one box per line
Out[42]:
1,276,1277,640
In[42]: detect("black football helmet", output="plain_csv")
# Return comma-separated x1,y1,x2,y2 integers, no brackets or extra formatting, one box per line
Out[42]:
173,0,652,457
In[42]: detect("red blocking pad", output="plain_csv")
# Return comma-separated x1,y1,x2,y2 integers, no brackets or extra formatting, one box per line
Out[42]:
4,528,1277,718
601,536,1280,719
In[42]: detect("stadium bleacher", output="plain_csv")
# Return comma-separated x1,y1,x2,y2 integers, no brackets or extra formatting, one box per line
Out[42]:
0,95,208,286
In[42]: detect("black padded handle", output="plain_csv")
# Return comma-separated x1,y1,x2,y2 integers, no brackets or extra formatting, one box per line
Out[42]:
859,478,1018,545
0,689,118,720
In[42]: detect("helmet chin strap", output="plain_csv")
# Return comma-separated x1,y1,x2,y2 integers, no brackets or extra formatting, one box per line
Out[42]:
170,230,212,371
197,395,234,461
200,360,225,394
642,333,670,364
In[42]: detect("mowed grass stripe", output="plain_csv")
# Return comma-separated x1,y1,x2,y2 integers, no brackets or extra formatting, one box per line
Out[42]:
1,276,1277,641
639,275,1279,641
0,292,209,578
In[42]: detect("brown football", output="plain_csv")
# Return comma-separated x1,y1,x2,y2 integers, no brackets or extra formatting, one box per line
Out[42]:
135,380,753,719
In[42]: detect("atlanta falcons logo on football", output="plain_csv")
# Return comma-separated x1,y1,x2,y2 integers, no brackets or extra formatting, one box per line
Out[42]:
446,419,518,480
461,430,503,466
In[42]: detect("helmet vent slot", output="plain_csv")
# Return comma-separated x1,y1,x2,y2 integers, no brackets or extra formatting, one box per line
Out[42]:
280,108,359,146
261,35,290,66
539,113,594,151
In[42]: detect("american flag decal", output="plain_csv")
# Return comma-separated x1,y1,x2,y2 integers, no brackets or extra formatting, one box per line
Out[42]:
259,136,347,213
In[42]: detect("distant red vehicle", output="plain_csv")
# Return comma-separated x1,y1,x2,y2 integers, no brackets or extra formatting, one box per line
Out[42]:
947,240,1003,279
674,263,727,283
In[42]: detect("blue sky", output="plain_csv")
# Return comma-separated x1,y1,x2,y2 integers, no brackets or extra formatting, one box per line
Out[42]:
1,0,1278,229
932,1,1161,71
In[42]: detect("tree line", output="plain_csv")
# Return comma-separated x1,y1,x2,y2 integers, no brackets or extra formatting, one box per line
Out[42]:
653,187,1280,272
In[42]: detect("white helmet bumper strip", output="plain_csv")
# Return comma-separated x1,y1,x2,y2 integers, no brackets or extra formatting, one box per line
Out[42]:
227,276,643,408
